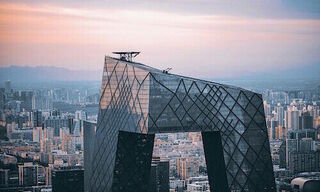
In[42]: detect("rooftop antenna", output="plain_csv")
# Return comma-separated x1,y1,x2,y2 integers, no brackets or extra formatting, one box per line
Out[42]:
162,67,172,74
112,52,140,62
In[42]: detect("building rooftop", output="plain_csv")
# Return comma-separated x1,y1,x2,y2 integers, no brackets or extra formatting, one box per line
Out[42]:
106,56,250,92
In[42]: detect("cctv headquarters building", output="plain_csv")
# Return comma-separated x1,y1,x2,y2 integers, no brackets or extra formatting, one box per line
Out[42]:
84,53,276,192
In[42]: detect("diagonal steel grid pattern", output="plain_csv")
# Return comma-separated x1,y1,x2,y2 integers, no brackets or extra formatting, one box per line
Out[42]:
86,56,276,192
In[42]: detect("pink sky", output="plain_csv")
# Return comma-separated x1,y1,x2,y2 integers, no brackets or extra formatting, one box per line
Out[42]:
0,1,320,78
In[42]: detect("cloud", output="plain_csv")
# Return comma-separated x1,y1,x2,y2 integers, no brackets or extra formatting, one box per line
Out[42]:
0,1,319,79
6,0,320,19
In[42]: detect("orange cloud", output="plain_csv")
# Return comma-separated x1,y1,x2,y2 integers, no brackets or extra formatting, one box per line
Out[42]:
0,2,319,78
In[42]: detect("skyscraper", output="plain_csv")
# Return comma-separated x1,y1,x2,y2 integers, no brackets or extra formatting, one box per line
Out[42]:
0,169,9,188
33,110,43,127
275,103,284,126
75,110,87,121
286,107,299,130
18,162,38,187
4,80,11,94
299,111,313,129
85,55,275,192
83,121,96,192
147,157,169,192
52,168,84,192
270,118,278,140
20,91,33,112
0,88,5,111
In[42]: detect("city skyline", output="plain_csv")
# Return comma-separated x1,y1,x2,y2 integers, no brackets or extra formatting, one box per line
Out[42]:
1,1,320,79
1,54,319,192
1,1,320,192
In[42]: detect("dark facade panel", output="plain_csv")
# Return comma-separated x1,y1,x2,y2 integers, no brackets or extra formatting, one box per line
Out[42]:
112,131,154,192
85,56,276,192
202,131,229,192
52,169,84,192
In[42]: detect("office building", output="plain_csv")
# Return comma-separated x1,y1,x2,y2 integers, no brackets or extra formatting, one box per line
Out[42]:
20,91,34,112
44,116,73,137
299,112,313,129
286,107,299,130
0,169,9,188
83,121,96,192
75,110,87,121
52,168,84,192
148,157,169,192
33,110,43,127
5,80,11,94
275,103,284,126
270,118,278,140
33,126,42,143
0,88,5,111
85,55,275,191
286,139,298,168
18,162,38,187
288,151,320,174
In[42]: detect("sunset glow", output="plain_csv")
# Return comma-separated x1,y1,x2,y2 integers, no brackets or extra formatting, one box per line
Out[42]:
0,1,320,78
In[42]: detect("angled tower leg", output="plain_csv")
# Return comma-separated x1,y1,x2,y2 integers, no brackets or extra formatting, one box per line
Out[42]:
202,131,230,192
111,131,155,192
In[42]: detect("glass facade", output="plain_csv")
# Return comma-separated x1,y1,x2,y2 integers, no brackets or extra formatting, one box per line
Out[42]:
85,56,276,191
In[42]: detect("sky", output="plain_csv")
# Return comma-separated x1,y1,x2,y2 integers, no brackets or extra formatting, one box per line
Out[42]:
0,0,320,79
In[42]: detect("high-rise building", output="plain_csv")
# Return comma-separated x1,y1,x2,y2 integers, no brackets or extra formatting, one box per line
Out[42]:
18,162,38,187
275,125,285,140
299,111,313,129
286,139,298,168
287,129,316,140
85,55,275,192
270,118,278,140
307,103,319,120
176,158,187,180
33,127,42,143
0,169,9,188
83,121,96,192
60,127,69,140
264,101,271,116
314,116,320,129
33,110,43,127
46,166,52,186
299,138,313,152
44,116,73,137
73,119,82,136
75,110,87,121
286,107,299,130
62,135,74,154
4,80,11,94
0,88,5,111
275,103,284,126
52,168,84,192
279,141,286,168
288,151,320,174
148,157,169,192
20,91,33,112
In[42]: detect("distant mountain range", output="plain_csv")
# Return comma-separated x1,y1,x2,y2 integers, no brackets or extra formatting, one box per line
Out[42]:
0,65,101,82
233,63,320,81
0,64,319,90
212,63,320,91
